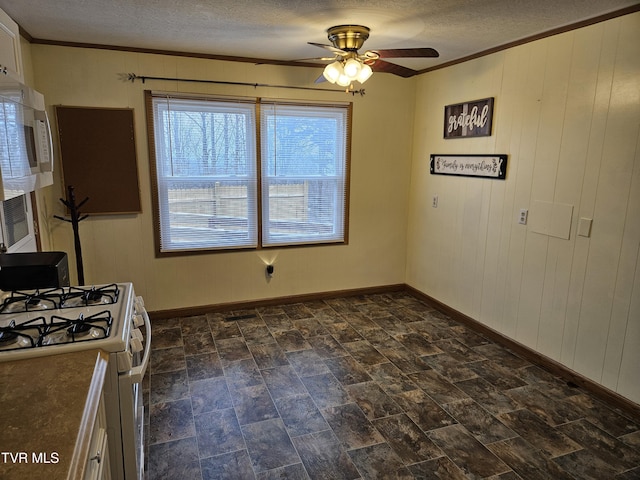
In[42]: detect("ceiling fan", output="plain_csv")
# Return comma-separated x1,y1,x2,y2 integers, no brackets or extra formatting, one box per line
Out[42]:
306,25,439,86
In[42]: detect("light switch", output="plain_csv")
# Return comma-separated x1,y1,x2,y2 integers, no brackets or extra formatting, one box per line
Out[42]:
578,217,593,237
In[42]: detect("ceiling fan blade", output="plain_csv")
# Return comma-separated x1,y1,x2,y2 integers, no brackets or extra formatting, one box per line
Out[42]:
314,73,327,84
371,59,419,78
373,47,439,58
288,56,337,62
308,42,348,56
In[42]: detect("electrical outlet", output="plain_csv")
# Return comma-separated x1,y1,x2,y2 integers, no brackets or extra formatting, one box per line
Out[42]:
432,195,438,208
518,209,528,225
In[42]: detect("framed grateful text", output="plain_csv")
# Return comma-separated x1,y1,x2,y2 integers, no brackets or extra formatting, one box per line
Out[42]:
444,97,494,139
430,154,508,180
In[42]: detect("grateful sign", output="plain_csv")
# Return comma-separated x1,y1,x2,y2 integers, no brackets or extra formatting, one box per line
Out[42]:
444,97,494,139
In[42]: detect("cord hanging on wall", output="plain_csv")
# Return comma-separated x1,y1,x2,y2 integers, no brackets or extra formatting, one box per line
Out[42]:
54,185,89,285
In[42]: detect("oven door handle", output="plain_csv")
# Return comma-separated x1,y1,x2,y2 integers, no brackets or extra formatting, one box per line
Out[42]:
127,307,151,383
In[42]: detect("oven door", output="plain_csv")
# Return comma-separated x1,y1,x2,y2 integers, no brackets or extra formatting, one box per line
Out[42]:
0,193,36,253
118,305,151,480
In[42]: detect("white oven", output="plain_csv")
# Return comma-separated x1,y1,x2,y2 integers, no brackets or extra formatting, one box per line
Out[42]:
0,282,151,480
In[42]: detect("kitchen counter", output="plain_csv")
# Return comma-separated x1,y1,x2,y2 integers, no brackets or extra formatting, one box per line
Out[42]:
0,349,108,480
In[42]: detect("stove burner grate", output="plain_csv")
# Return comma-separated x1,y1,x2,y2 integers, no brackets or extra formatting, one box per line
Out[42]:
0,289,64,314
62,284,120,308
0,317,48,350
45,311,113,345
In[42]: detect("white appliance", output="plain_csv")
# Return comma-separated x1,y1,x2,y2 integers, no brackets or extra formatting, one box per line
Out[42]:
0,77,54,201
0,282,151,480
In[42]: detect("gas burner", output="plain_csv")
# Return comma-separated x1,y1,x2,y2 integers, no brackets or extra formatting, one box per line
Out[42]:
43,311,113,346
67,320,94,338
0,317,48,350
0,289,64,314
0,328,18,345
61,284,120,308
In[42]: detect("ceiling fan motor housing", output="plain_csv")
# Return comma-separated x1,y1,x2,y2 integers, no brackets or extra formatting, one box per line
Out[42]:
327,25,370,51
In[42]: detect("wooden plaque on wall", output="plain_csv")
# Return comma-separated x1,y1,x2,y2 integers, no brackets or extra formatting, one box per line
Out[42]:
55,106,141,214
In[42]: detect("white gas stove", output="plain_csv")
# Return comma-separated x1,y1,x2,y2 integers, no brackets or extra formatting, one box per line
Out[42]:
0,284,135,359
0,282,150,480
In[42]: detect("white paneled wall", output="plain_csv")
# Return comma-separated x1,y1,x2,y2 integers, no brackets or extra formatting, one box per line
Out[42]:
407,13,640,403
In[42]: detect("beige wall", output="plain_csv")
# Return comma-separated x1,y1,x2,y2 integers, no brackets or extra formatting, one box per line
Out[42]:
407,12,640,403
29,45,413,311
23,12,639,404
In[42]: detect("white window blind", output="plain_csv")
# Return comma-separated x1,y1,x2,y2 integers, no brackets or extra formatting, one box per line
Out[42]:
260,103,348,246
151,95,258,252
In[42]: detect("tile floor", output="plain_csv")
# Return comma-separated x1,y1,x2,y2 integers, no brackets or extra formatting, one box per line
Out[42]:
144,291,640,479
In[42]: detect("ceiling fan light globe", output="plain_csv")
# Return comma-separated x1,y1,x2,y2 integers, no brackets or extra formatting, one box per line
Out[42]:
343,58,362,78
323,61,342,83
336,73,351,87
356,63,373,83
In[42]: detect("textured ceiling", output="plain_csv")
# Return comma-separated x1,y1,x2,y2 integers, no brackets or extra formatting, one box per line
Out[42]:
2,0,639,74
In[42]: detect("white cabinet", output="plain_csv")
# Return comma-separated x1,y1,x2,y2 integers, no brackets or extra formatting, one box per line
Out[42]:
0,7,23,82
85,396,112,480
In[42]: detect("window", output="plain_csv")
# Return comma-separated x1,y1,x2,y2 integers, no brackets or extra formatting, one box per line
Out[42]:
146,92,351,254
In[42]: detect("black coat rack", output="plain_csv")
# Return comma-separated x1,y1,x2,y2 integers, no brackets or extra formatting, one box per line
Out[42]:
54,185,89,285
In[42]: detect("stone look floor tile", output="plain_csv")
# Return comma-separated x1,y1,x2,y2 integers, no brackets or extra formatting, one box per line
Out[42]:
323,321,364,343
261,365,308,399
300,372,350,409
241,418,301,473
232,383,279,425
372,413,443,464
428,424,511,478
292,429,361,480
408,369,470,405
346,381,403,420
322,402,385,449
150,345,187,374
146,292,640,480
497,409,581,457
487,436,577,480
552,448,619,480
366,362,419,395
151,326,183,350
444,398,517,445
149,398,195,445
183,332,216,355
393,388,457,431
274,394,329,437
147,436,202,480
557,418,640,470
189,376,232,415
179,314,209,333
454,376,519,415
407,455,469,479
348,442,413,479
200,449,255,480
324,355,372,385
185,352,223,381
150,369,189,404
194,407,244,459
248,342,290,369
